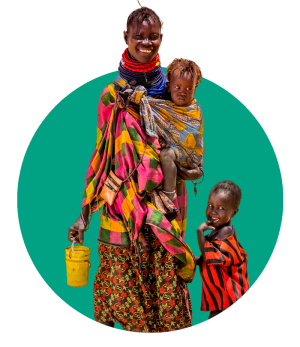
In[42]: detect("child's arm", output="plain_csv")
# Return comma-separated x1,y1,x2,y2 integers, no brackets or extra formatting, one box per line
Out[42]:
198,226,245,266
197,221,215,262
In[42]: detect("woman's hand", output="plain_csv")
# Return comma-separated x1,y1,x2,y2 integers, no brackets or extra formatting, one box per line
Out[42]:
175,157,203,181
68,216,86,245
68,205,90,245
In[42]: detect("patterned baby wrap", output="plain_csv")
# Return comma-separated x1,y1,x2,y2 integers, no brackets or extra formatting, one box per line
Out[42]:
130,85,204,168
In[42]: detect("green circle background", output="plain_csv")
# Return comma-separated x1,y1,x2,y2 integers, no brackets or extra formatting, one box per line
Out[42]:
18,70,283,329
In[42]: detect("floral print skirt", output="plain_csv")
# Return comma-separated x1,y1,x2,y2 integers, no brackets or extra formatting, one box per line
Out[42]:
94,229,192,332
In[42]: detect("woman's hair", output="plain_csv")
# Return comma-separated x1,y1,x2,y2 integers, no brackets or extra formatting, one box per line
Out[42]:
127,7,163,30
166,58,202,87
210,180,242,209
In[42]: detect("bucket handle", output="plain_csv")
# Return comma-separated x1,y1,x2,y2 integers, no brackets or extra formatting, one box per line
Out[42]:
69,239,78,259
68,241,91,267
85,260,91,268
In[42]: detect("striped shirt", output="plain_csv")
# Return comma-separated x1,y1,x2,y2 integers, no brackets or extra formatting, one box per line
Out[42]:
199,227,250,311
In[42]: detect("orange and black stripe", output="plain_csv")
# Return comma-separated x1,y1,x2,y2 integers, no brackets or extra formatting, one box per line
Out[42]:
199,231,250,311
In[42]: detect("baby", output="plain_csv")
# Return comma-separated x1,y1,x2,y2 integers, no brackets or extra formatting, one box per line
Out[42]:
159,58,203,201
196,180,250,319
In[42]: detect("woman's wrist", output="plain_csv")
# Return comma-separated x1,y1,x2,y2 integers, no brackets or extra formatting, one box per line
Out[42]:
81,205,90,226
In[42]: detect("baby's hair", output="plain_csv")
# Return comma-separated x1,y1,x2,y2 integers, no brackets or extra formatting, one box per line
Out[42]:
210,180,242,209
166,58,202,87
127,7,163,31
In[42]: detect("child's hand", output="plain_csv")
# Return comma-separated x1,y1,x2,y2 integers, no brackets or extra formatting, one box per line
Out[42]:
197,221,215,234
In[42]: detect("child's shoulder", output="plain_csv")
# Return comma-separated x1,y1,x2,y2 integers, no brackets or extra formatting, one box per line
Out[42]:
206,224,235,242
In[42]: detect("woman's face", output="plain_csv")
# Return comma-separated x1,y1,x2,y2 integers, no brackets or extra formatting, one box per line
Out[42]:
123,18,163,64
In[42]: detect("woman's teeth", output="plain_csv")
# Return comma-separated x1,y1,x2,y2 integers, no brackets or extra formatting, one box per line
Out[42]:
139,49,152,53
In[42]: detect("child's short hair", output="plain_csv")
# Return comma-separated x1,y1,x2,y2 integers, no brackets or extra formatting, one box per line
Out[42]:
127,7,163,30
166,58,202,87
210,180,242,209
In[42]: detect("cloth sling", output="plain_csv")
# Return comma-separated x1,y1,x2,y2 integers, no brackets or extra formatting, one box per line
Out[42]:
129,85,204,167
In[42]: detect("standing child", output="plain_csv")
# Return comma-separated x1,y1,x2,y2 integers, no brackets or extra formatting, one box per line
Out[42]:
196,180,250,319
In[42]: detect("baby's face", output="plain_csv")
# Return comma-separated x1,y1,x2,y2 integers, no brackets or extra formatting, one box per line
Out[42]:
167,71,197,106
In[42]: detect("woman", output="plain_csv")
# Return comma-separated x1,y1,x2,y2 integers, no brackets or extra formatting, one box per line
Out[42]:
68,7,202,332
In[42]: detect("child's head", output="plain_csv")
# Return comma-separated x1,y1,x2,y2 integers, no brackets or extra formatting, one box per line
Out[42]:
206,181,242,228
124,7,163,64
166,58,202,106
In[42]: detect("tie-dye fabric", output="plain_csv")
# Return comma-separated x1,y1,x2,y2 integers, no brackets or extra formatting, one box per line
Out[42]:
82,75,196,283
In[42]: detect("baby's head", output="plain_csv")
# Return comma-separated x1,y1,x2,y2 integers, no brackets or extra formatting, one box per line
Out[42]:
166,58,202,106
206,181,242,228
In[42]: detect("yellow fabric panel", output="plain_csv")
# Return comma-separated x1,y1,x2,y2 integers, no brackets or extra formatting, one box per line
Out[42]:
91,152,101,172
121,196,135,219
128,108,141,120
185,133,197,148
115,130,132,154
110,219,127,233
156,108,173,122
187,109,201,119
85,183,96,200
132,140,159,161
96,128,103,150
101,215,111,230
133,91,143,104
172,119,187,131
108,84,117,98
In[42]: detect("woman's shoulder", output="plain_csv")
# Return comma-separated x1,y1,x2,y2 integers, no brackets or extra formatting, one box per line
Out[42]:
99,82,121,107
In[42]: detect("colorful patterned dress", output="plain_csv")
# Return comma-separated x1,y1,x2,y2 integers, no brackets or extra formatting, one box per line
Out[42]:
82,76,196,332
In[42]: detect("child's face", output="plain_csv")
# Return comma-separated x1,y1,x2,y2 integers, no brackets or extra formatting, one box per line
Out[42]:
167,72,197,106
206,192,238,228
123,19,163,64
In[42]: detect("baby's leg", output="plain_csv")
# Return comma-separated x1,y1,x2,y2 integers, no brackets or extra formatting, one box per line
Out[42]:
160,148,177,201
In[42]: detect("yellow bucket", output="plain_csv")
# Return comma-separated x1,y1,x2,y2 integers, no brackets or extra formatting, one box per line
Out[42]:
65,245,91,287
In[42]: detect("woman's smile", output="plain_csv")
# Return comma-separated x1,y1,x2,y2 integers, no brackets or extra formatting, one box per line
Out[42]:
138,47,153,54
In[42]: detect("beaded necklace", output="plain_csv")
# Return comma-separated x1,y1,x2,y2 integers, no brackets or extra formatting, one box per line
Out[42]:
118,48,166,96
